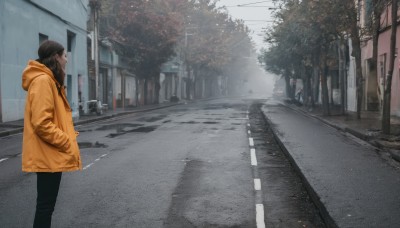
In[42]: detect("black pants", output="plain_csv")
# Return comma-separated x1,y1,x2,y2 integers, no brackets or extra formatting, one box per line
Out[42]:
33,172,62,228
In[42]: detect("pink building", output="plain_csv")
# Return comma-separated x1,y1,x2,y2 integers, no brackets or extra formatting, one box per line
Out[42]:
361,1,400,116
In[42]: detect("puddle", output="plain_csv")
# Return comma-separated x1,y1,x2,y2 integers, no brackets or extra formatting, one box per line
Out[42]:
137,115,167,122
77,129,93,132
78,141,108,148
179,121,199,124
128,126,158,132
196,118,226,120
107,125,158,138
97,123,143,131
203,121,219,124
173,109,190,112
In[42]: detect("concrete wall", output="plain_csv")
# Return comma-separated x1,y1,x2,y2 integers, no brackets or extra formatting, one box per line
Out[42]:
0,0,89,122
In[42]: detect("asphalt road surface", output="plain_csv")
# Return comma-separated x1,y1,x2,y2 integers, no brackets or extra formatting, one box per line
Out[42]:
0,98,324,228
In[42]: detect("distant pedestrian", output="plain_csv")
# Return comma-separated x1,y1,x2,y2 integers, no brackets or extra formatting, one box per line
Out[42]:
21,40,82,228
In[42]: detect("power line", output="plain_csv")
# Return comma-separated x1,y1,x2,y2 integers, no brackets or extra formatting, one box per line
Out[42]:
243,20,275,22
238,1,273,7
225,0,274,7
236,6,275,7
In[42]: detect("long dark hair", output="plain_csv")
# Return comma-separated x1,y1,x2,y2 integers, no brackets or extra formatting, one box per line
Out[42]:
36,40,65,87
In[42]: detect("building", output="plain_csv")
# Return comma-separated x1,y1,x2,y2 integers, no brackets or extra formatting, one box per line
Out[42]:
359,0,400,116
0,0,89,122
160,57,181,102
87,37,137,110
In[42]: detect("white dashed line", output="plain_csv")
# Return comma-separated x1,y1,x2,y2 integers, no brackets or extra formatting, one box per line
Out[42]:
250,148,257,166
256,204,266,228
248,110,265,228
83,154,108,170
254,179,261,190
248,130,251,135
0,158,9,163
249,138,254,147
83,163,94,170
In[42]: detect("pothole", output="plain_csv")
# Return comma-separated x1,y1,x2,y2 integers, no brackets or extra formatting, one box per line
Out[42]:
137,115,167,122
78,141,108,148
107,126,158,138
179,121,199,124
97,123,143,131
203,121,219,124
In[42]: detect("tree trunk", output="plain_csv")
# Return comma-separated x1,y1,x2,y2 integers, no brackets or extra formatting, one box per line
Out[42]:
186,65,191,100
154,75,160,104
382,0,398,134
193,67,198,99
321,60,331,115
144,78,148,105
350,3,364,119
312,54,320,107
306,67,313,107
135,78,139,107
284,70,291,99
339,38,346,114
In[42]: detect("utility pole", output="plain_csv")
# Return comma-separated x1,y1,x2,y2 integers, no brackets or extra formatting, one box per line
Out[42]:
89,0,101,101
184,28,194,99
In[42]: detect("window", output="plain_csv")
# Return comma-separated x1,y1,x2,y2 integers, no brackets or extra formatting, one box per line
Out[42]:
39,33,48,45
67,31,76,52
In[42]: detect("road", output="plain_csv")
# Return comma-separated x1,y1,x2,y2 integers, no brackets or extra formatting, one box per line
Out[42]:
0,98,324,228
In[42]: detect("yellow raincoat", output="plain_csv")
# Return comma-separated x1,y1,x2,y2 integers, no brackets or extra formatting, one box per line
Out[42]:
21,60,81,172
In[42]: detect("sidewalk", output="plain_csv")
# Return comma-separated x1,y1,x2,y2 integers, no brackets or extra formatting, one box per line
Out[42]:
282,99,400,163
0,102,183,138
262,100,400,228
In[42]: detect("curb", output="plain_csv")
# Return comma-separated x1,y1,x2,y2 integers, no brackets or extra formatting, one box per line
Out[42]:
0,102,183,138
389,149,400,162
0,128,24,138
259,106,339,228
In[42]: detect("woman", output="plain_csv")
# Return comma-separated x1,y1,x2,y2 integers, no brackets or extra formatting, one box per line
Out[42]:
21,40,82,228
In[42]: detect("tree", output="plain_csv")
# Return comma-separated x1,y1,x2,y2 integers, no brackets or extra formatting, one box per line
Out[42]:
261,0,370,117
178,0,253,98
110,0,183,104
96,0,254,102
262,0,342,115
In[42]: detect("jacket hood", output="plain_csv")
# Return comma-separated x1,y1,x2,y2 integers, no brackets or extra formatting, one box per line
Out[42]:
22,60,56,91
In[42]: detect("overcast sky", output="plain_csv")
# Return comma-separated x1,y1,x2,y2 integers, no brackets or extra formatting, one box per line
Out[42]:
216,0,276,51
